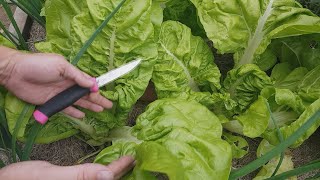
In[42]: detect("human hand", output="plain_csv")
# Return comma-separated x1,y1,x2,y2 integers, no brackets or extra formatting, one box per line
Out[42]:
0,47,112,118
0,156,135,180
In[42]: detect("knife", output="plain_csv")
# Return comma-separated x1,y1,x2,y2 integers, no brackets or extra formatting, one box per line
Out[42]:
33,59,142,125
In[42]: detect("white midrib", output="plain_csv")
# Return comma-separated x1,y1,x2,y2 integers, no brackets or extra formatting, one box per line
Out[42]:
107,30,116,90
238,0,275,66
108,30,116,71
160,43,200,92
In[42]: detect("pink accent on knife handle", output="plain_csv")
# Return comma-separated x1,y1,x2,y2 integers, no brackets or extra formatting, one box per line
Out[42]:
90,78,99,93
33,110,49,125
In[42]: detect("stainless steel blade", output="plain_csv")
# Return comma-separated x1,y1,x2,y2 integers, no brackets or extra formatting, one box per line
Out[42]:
96,59,142,87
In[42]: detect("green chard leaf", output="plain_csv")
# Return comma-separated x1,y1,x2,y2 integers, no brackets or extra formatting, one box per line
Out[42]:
223,64,273,114
69,0,157,125
152,20,221,108
235,96,270,138
95,99,232,180
36,0,85,55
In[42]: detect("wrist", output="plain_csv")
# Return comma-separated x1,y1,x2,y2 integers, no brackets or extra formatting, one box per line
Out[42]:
0,46,19,86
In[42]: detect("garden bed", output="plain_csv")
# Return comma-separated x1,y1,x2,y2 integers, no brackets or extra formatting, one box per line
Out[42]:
24,21,320,180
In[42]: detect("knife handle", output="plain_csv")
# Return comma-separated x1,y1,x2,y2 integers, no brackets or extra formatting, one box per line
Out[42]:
33,80,99,125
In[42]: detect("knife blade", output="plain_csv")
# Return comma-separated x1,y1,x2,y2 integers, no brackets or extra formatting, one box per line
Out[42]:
33,59,142,125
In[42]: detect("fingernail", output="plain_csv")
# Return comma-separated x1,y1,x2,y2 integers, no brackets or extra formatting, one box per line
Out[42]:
90,78,99,92
97,170,114,180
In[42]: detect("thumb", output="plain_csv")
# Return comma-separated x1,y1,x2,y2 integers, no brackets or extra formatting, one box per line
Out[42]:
63,62,94,88
0,156,135,180
56,156,135,180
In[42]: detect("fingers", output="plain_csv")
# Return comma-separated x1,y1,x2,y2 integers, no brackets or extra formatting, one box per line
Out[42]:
73,156,134,180
62,106,85,119
0,158,135,180
84,93,113,109
103,156,135,179
62,62,94,88
62,93,113,119
75,99,104,112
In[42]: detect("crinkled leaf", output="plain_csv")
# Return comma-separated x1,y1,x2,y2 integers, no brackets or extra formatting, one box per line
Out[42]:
158,129,231,180
69,0,157,123
134,99,231,179
223,64,272,114
96,99,232,179
134,99,223,140
152,21,221,107
36,0,85,54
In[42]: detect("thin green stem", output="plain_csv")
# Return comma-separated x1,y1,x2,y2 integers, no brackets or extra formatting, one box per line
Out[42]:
267,160,320,180
21,123,42,161
266,102,285,177
11,104,31,162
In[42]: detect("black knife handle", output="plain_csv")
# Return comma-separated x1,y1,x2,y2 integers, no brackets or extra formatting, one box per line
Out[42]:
33,85,91,124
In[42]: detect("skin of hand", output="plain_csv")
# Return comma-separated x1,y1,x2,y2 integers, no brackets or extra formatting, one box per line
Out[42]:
0,46,135,179
0,156,135,180
0,46,113,118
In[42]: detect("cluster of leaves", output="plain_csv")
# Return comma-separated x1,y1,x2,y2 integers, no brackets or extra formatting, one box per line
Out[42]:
1,0,320,179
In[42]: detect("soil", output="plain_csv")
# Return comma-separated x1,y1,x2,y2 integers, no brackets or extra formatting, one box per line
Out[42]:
5,20,320,179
